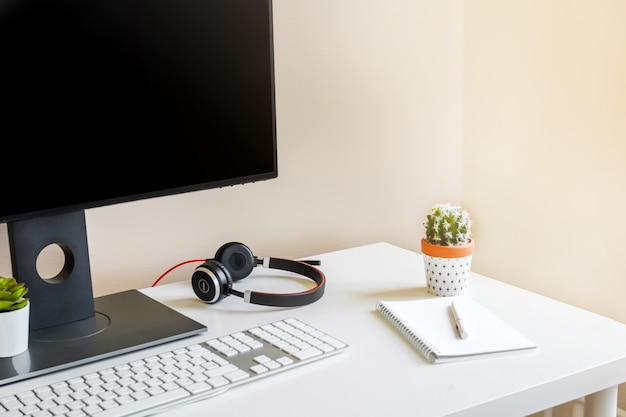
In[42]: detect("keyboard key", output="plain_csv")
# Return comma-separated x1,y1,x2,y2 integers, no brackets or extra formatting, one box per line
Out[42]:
0,396,22,410
250,364,269,374
320,335,347,349
292,347,323,360
224,369,249,382
66,411,88,417
186,381,214,395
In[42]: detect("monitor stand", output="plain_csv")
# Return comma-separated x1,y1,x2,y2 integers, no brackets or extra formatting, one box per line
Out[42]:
1,211,207,386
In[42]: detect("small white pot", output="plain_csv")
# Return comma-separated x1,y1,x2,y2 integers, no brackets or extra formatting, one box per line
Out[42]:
421,239,475,297
0,303,30,357
423,254,473,297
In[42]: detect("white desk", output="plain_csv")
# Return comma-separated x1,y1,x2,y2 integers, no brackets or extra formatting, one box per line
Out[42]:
6,243,626,416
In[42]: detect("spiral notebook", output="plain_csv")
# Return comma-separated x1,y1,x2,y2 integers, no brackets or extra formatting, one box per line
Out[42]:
376,296,536,364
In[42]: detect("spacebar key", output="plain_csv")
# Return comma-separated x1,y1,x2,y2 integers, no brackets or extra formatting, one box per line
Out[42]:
94,388,191,417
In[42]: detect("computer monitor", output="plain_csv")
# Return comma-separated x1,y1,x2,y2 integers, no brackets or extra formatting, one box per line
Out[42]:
0,0,277,385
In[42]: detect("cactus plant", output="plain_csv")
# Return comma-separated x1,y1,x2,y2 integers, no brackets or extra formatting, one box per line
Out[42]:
0,277,29,312
421,203,474,296
423,203,472,246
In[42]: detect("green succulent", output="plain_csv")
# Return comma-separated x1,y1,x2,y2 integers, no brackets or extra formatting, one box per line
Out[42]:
423,203,472,246
0,277,29,312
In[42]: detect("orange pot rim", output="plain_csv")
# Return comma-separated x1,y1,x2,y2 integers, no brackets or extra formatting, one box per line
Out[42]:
421,238,475,258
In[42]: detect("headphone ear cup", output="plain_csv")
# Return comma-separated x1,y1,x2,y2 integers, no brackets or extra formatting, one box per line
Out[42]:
214,242,256,282
191,260,232,304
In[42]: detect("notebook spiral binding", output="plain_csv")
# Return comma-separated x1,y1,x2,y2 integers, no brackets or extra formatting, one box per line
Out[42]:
376,301,440,362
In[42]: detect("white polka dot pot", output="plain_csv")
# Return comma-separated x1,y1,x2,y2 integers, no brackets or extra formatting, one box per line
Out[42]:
423,254,472,296
421,238,475,297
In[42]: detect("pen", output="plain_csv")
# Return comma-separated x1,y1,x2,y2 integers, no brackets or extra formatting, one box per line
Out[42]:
451,301,469,339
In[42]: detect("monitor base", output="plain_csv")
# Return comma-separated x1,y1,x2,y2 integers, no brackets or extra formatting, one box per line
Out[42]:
0,289,206,386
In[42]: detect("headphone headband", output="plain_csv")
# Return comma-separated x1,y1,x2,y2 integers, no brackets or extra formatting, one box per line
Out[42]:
236,258,325,307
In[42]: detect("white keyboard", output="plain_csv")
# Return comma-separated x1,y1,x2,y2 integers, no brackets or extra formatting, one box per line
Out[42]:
0,318,348,417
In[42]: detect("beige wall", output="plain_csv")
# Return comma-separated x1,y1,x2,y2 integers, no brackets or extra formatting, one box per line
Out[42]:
464,0,626,325
464,0,626,410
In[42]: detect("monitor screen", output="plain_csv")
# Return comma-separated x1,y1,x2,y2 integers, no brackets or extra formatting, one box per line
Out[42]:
0,0,277,384
1,0,276,222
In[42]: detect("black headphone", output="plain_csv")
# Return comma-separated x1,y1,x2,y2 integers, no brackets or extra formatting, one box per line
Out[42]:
191,242,325,307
